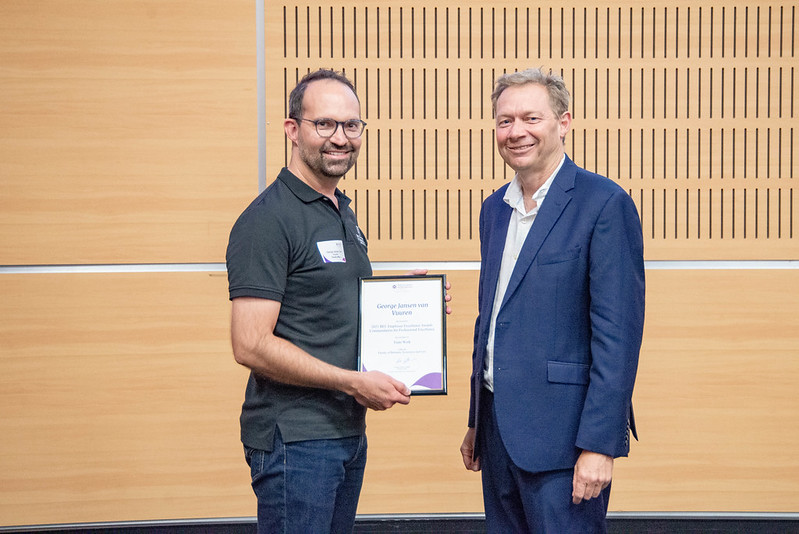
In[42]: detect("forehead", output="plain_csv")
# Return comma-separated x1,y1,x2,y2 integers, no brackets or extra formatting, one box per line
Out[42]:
495,83,552,116
302,79,361,118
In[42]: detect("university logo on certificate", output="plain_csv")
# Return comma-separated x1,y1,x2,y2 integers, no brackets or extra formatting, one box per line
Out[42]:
357,274,447,395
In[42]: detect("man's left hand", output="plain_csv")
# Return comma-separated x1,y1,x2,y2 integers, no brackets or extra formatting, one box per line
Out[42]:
572,450,613,504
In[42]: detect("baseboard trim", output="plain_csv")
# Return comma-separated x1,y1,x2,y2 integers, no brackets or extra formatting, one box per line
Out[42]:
2,512,799,533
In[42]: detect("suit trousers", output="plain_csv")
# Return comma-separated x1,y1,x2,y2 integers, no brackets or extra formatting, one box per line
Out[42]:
479,389,611,534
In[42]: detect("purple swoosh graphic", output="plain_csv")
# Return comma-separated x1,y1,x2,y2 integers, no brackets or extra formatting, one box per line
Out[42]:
412,372,442,390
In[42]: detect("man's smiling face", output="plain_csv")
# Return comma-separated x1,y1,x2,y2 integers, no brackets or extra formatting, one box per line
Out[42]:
294,79,362,180
494,83,571,178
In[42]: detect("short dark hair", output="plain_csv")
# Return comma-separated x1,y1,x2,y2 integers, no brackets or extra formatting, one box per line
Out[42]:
288,69,359,120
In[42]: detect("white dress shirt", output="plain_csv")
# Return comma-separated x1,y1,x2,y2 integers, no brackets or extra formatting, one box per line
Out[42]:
483,157,564,392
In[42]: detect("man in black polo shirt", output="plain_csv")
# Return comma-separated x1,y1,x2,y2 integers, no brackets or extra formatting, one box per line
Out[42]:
226,70,413,533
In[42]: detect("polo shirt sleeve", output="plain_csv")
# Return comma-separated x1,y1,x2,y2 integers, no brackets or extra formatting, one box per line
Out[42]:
226,200,288,302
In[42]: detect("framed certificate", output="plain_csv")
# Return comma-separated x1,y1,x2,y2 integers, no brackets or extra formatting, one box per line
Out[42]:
358,274,447,395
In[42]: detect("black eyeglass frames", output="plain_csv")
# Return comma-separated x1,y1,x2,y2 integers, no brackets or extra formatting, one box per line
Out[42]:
293,117,366,139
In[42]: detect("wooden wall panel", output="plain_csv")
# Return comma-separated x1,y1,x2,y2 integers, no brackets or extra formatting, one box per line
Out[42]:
0,1,257,265
613,269,799,512
265,1,797,261
3,270,796,525
2,0,798,528
360,270,799,514
358,270,483,514
0,272,253,526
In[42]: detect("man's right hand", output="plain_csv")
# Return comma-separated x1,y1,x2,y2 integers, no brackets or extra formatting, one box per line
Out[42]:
460,428,481,471
349,370,411,410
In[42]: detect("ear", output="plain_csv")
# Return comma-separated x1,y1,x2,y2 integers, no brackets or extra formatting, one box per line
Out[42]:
284,118,299,144
558,111,572,142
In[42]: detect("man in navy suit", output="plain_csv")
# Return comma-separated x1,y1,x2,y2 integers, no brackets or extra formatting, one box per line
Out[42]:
460,68,645,533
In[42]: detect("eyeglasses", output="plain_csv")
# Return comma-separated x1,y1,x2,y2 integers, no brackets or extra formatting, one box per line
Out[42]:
294,117,367,139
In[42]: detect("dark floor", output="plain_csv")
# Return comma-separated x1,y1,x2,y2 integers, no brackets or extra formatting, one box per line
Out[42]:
3,514,799,533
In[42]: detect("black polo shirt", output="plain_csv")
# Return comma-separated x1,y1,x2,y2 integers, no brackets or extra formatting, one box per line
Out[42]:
226,168,372,450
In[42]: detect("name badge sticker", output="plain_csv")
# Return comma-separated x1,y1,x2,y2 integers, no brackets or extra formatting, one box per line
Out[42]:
316,240,347,263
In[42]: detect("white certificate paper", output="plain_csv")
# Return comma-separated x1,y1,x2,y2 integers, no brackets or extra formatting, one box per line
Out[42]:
358,275,447,395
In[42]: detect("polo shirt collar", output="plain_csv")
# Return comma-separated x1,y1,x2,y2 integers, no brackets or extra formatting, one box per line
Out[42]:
277,167,350,207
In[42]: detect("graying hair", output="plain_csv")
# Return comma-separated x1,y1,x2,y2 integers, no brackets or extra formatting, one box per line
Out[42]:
491,68,570,118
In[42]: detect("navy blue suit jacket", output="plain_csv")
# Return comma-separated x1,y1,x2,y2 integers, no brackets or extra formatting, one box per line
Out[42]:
468,155,645,474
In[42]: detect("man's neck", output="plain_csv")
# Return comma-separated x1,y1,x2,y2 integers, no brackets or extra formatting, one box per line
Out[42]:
515,154,564,199
288,161,340,206
516,173,548,200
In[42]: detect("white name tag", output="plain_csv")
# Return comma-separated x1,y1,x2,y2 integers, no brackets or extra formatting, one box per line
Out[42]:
316,240,347,263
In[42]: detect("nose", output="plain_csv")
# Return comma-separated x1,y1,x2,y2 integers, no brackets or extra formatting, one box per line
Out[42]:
329,122,349,144
506,118,525,138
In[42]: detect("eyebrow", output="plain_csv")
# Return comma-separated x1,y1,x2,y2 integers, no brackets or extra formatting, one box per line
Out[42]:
496,110,547,118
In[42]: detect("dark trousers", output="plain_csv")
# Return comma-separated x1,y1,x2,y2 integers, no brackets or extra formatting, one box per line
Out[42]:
479,389,610,534
245,427,367,534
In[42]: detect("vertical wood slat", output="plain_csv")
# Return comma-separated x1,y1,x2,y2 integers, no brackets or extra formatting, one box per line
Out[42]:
267,2,798,261
624,184,792,242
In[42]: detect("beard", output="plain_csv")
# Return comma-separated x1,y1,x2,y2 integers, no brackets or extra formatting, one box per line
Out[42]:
299,140,359,179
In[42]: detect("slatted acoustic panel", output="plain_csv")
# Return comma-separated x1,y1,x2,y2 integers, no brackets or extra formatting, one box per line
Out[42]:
265,0,799,517
265,1,797,261
0,1,256,265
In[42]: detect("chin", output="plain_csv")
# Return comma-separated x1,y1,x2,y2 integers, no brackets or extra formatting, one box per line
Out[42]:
322,164,354,178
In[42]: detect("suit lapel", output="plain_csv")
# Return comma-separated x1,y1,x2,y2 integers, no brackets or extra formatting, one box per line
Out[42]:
500,158,576,309
482,200,512,319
